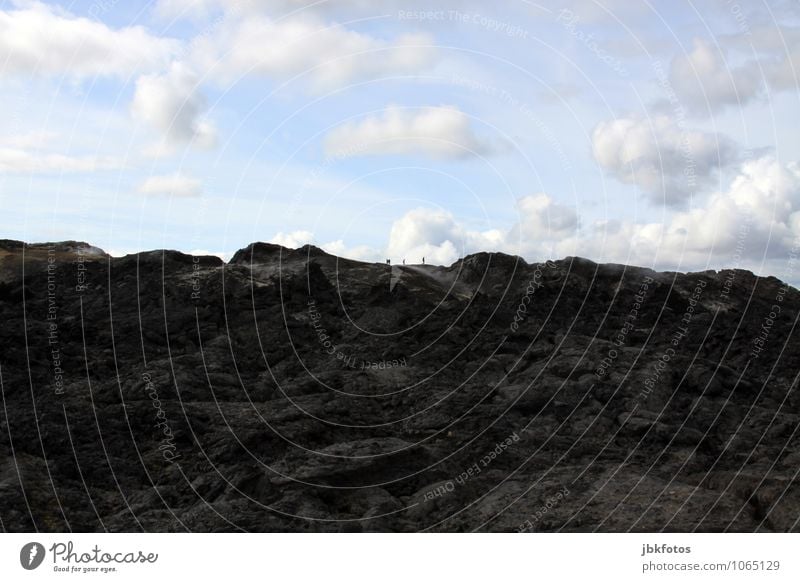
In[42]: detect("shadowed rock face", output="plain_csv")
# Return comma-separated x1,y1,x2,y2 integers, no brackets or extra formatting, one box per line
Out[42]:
0,240,798,532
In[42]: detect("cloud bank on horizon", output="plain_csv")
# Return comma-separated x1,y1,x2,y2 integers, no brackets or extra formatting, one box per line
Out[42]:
0,0,799,281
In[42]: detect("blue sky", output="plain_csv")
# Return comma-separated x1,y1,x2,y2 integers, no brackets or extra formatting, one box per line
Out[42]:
1,0,799,280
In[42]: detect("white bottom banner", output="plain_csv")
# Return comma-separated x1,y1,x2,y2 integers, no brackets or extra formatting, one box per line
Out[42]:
1,534,796,581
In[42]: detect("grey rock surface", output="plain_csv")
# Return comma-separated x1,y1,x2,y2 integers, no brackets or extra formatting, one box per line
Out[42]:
0,239,798,532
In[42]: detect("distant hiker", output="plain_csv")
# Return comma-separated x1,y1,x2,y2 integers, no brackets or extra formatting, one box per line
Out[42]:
402,259,405,265
386,259,390,265
422,257,425,265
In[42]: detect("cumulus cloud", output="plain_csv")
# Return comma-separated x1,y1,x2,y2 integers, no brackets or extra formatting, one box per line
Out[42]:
0,131,59,149
383,158,800,275
754,27,800,92
269,230,315,248
191,15,437,90
668,28,800,115
382,194,576,264
320,240,382,262
266,157,800,279
268,231,384,262
0,2,178,78
138,172,203,197
669,38,763,113
323,106,495,160
267,209,498,265
0,132,123,173
510,193,579,241
156,0,469,20
154,0,220,20
592,113,739,206
0,148,122,173
386,208,470,264
131,63,217,155
724,24,800,96
188,249,232,261
556,156,800,273
261,194,576,266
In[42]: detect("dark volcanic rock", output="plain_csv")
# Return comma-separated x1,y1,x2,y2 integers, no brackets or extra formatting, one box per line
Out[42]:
0,240,798,532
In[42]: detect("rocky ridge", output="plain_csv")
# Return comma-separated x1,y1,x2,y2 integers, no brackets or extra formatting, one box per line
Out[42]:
0,239,798,532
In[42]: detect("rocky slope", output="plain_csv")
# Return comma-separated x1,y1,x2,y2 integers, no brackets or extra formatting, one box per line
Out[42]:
0,239,798,532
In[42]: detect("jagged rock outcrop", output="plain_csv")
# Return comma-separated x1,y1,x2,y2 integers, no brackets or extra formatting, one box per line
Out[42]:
0,240,798,532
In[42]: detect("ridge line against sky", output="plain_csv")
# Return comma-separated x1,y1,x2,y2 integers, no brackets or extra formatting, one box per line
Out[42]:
0,0,799,283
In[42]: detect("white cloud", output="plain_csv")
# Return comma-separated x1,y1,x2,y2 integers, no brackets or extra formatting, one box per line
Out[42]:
191,15,437,90
386,208,469,264
259,195,576,265
189,249,232,261
383,196,574,264
669,38,763,113
268,231,382,262
0,147,123,174
323,106,495,160
385,159,800,274
555,156,800,272
267,210,494,265
724,24,800,95
267,158,800,278
320,240,382,262
0,130,59,149
592,113,739,206
0,2,178,78
154,0,220,20
720,22,800,91
668,27,800,115
511,193,579,241
269,230,315,248
131,63,217,155
138,172,203,197
156,0,468,20
547,0,651,24
753,28,800,92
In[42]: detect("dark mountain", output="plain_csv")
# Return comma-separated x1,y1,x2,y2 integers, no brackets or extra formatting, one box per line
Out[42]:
0,240,798,532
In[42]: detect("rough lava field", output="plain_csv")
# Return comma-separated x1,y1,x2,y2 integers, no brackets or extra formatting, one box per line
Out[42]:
1,239,799,532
